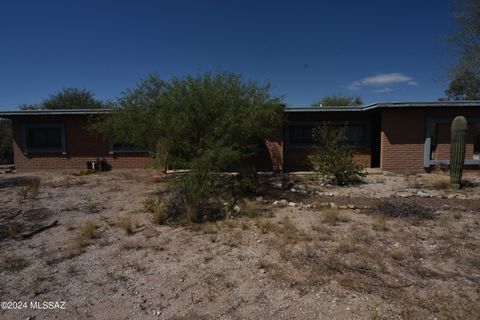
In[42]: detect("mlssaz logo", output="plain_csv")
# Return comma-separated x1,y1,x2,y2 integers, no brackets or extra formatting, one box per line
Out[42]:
30,301,66,309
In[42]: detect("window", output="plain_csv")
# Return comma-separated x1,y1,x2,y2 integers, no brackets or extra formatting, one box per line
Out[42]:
289,126,315,144
23,124,66,154
287,122,369,147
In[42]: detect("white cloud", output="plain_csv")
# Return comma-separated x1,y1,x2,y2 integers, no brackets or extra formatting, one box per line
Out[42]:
349,73,418,90
372,87,395,93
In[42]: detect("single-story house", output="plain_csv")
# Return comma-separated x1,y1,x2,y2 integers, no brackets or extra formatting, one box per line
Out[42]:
1,101,479,173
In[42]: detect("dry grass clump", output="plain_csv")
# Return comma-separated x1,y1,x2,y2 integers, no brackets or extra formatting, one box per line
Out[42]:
74,221,98,247
17,177,41,200
144,198,168,224
255,218,274,234
321,209,350,225
119,216,134,234
428,177,451,190
242,199,261,217
372,214,389,231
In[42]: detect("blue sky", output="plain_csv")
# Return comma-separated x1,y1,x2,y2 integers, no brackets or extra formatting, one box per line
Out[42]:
0,0,457,109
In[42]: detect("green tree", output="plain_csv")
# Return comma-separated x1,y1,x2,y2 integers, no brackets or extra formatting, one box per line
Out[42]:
93,71,283,222
311,94,362,107
19,88,105,110
0,119,13,164
445,0,480,100
93,71,284,171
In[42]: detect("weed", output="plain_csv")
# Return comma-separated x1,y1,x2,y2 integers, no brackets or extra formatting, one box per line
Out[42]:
255,218,274,234
119,216,133,234
74,221,97,247
429,177,451,190
242,199,260,218
240,221,249,230
372,214,389,231
322,209,349,225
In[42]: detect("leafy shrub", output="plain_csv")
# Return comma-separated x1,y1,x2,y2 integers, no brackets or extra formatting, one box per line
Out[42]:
308,126,365,186
375,200,434,220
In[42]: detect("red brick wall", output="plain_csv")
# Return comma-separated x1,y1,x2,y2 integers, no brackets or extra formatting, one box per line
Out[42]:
11,115,152,171
285,147,370,171
433,123,475,161
380,108,479,173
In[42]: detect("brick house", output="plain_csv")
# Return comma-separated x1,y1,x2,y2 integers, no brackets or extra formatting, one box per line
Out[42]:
1,101,479,172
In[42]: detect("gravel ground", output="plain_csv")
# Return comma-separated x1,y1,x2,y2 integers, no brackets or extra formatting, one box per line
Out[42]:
0,169,479,319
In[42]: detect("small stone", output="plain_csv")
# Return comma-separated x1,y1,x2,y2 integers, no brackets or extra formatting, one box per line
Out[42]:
279,199,288,207
290,188,296,192
329,202,338,209
338,205,347,209
273,200,279,206
233,205,241,214
259,268,266,274
255,196,263,202
416,191,430,198
288,202,296,207
347,204,355,209
441,204,450,210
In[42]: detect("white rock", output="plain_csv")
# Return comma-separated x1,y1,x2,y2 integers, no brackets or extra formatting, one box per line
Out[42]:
233,205,241,213
288,202,296,207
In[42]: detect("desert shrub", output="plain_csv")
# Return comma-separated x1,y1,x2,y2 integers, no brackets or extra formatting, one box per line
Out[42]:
231,167,261,199
74,221,98,247
308,126,365,186
375,200,434,220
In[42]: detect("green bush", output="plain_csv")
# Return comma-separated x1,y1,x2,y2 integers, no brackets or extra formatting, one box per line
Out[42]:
308,126,365,186
231,167,261,199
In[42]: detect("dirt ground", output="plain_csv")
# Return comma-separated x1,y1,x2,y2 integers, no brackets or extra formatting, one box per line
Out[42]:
0,169,479,320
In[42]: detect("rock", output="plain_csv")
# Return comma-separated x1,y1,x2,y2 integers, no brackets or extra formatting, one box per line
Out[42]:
278,199,288,207
271,182,282,189
442,204,450,210
259,268,266,274
347,204,355,209
233,205,241,214
297,184,306,190
416,191,430,198
273,200,279,206
288,202,296,207
383,171,395,176
338,205,347,209
329,202,338,209
290,188,296,192
255,196,263,202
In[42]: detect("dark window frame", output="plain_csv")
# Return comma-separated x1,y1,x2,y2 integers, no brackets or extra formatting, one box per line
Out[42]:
22,123,66,155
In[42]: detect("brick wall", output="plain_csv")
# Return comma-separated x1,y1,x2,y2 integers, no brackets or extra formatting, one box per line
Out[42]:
380,108,479,173
11,115,152,171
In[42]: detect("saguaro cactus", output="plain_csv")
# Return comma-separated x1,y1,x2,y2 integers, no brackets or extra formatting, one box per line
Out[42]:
450,116,468,188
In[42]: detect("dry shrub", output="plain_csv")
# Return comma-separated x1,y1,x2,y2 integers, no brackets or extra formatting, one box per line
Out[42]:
255,218,274,234
119,216,133,234
322,209,349,225
74,221,97,247
429,177,451,190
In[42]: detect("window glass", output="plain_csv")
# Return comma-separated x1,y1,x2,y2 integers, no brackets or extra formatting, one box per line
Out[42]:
27,127,62,149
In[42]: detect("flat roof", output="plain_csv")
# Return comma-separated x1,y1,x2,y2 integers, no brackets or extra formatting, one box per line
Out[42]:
286,101,480,112
0,108,114,117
